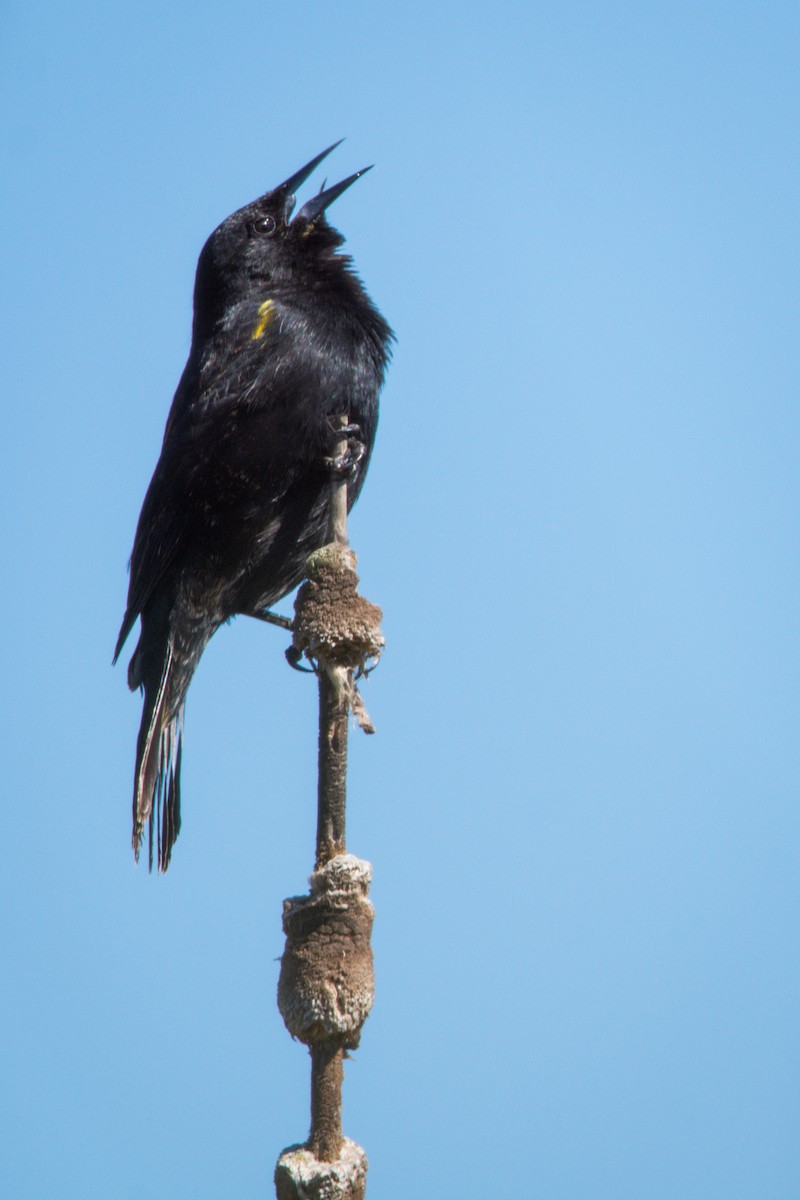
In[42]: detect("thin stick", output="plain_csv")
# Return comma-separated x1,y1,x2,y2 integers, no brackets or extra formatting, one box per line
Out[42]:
308,415,351,1163
309,1042,344,1162
315,415,351,870
316,670,349,868
328,414,349,547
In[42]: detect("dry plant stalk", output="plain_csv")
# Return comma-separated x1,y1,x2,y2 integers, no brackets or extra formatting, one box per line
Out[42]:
275,415,381,1199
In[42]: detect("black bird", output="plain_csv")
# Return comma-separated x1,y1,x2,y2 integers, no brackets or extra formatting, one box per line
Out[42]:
114,143,393,871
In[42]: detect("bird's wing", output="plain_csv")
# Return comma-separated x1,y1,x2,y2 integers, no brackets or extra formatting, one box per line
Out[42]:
114,355,221,662
114,336,311,662
113,451,195,663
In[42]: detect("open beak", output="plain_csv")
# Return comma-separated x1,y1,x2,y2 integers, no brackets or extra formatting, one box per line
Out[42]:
268,142,373,226
271,141,343,222
294,166,373,225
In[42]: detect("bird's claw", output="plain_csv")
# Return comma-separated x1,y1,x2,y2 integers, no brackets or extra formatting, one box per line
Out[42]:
250,611,314,673
325,436,366,478
327,418,362,442
285,645,315,673
324,419,365,477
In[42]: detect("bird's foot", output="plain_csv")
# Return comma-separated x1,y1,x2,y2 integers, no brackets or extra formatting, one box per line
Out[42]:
327,418,361,442
250,609,312,671
285,645,315,673
325,437,365,478
324,420,365,478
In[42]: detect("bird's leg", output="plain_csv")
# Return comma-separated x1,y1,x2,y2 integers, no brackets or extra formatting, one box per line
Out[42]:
249,609,294,631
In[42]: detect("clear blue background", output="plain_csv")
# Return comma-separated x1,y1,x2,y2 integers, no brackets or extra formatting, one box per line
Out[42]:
2,2,798,1196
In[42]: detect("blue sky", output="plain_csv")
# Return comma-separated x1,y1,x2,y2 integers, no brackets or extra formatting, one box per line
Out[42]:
2,2,798,1196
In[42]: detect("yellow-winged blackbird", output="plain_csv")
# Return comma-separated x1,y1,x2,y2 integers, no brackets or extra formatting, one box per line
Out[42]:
114,143,393,871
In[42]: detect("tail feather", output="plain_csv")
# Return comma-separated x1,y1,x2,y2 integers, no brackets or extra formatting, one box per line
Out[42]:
133,640,184,872
156,714,183,871
122,595,214,872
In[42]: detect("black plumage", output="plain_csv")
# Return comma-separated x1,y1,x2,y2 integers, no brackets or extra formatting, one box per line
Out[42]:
114,144,393,871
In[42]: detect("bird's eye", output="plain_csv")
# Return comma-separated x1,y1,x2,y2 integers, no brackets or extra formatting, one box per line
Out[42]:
251,215,277,237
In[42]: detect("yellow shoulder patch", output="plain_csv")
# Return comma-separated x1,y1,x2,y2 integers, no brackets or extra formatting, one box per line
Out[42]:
251,299,276,340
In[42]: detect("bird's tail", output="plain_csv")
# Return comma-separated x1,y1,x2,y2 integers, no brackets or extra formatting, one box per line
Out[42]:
132,639,185,872
118,597,214,872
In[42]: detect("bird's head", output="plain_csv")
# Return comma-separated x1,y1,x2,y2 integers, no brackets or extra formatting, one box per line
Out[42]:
192,142,372,333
